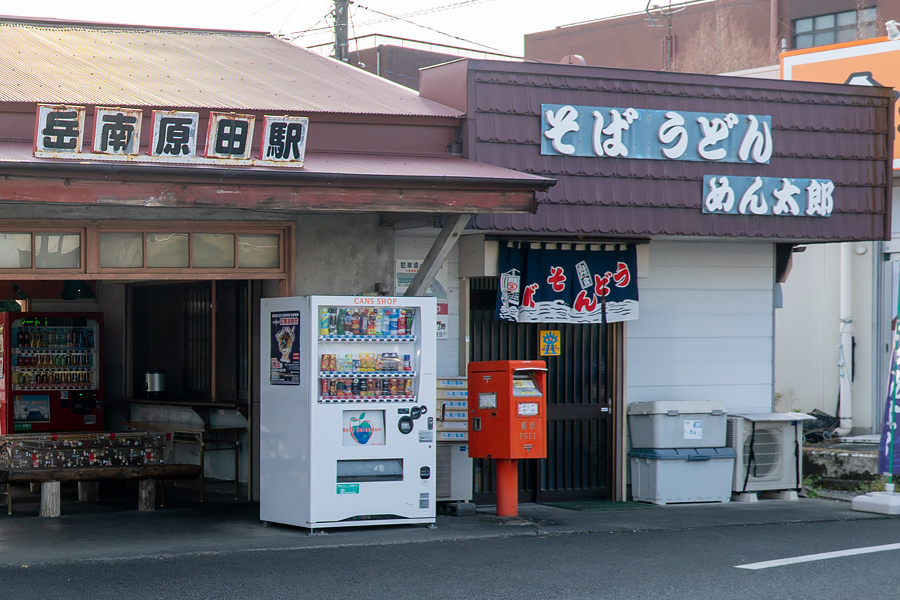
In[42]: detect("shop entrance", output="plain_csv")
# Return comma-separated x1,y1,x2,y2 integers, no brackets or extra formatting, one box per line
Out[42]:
468,278,616,504
130,280,251,405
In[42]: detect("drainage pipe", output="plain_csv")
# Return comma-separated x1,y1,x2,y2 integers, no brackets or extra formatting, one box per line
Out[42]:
836,242,854,436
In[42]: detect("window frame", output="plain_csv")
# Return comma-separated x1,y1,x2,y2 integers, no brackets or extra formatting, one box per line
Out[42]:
0,220,294,285
793,7,877,50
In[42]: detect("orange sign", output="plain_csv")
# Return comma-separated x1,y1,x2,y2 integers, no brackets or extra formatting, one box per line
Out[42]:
782,37,900,168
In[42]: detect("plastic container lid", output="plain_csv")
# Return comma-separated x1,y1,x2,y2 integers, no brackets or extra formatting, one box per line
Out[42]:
628,447,736,460
627,400,726,417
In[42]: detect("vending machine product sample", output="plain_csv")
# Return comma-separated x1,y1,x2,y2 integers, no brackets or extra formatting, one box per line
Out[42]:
0,312,104,434
260,295,437,529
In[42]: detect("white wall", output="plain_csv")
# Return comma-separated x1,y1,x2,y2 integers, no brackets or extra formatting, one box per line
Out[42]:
774,241,878,433
626,241,775,415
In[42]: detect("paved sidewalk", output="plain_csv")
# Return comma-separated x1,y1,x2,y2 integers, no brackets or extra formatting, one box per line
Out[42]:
0,483,890,567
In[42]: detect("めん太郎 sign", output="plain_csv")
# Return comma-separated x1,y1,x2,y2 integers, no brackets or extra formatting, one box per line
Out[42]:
496,242,638,324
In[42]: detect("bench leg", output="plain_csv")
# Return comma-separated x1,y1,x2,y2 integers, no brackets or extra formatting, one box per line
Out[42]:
40,481,60,518
78,481,99,502
138,479,156,512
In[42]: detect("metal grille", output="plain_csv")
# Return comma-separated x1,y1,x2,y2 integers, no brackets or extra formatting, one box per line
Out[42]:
237,281,250,399
436,444,452,499
469,277,612,503
184,284,211,396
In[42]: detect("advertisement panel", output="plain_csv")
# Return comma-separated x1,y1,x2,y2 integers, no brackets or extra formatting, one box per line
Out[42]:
782,37,900,169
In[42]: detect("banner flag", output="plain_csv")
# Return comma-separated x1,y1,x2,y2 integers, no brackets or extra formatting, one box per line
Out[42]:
496,242,639,324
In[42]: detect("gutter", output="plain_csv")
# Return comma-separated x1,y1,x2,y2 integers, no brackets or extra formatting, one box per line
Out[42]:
0,160,556,192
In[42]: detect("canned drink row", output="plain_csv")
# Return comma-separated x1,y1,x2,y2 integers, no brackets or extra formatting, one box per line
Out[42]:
319,307,416,337
320,377,414,398
319,352,411,372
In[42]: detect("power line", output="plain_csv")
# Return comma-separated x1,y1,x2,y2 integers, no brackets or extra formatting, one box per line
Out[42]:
350,1,517,56
277,0,304,35
355,0,495,25
226,0,287,28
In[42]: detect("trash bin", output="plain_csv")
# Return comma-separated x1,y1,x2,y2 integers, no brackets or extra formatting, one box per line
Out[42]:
628,447,736,505
627,400,727,448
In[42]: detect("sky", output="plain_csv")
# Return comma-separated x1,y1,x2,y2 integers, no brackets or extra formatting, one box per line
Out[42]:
0,0,663,56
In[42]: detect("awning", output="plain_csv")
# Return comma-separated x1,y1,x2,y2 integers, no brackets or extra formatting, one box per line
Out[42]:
0,143,555,215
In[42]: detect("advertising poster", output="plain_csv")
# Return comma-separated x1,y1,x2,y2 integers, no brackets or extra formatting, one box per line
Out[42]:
782,38,900,170
396,259,449,338
342,410,386,446
14,395,50,423
269,310,300,385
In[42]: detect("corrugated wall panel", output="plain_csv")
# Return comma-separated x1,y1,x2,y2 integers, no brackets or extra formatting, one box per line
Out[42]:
626,240,774,415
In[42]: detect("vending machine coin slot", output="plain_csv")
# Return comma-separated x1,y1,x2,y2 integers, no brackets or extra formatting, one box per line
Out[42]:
398,415,414,434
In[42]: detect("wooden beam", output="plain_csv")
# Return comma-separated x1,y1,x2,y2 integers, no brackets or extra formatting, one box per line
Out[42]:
0,177,537,214
0,464,202,483
404,214,471,297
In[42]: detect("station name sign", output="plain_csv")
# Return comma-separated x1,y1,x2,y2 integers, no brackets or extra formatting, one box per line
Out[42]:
540,104,833,218
34,104,308,168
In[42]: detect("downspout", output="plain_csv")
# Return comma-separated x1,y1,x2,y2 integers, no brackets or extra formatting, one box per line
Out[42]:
836,242,854,435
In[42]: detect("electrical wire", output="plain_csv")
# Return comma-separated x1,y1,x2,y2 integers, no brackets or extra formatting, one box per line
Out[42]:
351,1,515,56
276,0,305,36
354,0,495,26
286,11,335,40
226,0,288,29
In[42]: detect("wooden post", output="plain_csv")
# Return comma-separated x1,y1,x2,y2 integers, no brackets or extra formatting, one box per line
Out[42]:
138,479,156,512
78,481,99,502
40,481,60,518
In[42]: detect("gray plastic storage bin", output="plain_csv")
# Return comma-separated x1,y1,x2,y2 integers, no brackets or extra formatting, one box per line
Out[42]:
629,447,736,505
627,400,727,448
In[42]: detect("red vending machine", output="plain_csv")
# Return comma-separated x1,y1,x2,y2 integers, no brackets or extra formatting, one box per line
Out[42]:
0,312,104,434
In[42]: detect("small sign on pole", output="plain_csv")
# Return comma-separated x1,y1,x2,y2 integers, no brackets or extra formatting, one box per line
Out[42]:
540,330,560,356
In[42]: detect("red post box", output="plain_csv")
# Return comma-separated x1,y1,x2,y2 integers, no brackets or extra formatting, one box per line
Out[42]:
467,360,547,517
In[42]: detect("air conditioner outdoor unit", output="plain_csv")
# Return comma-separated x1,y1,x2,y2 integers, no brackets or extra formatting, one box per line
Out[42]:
726,413,814,494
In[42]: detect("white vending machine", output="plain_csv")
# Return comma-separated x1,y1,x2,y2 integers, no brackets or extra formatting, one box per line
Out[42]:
260,295,437,529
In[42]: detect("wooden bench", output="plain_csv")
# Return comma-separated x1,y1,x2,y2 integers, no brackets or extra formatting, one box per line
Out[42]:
0,464,202,517
122,421,245,501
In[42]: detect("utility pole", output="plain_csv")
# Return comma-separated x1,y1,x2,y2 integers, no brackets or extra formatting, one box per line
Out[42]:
645,1,685,72
334,0,349,62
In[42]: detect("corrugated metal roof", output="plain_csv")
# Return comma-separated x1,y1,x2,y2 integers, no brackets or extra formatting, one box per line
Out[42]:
0,18,461,116
419,60,893,242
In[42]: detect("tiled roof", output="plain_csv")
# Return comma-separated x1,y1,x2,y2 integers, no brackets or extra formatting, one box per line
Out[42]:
421,60,894,242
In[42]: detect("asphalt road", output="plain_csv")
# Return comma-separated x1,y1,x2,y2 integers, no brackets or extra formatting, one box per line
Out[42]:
3,516,900,599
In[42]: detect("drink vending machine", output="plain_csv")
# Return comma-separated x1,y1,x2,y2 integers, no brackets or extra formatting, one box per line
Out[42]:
260,295,437,529
0,312,104,434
